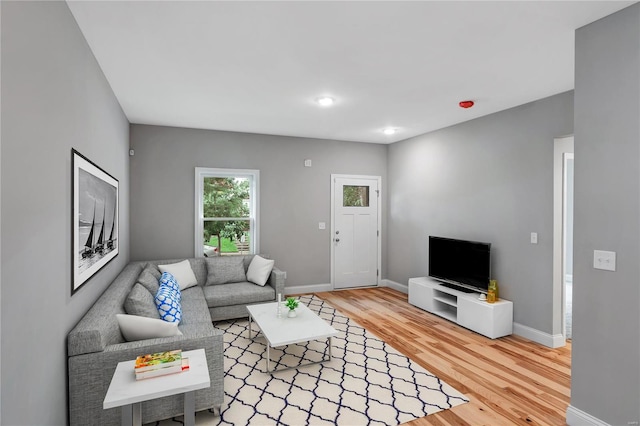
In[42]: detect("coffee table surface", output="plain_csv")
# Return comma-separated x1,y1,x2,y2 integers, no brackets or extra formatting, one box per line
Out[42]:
246,302,339,347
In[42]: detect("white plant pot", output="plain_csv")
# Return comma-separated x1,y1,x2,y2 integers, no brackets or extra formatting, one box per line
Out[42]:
287,309,297,318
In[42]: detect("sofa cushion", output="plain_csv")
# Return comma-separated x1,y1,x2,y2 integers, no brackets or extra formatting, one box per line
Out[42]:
116,314,182,342
159,259,198,290
178,287,211,325
203,281,276,307
137,267,160,295
206,256,246,285
246,255,275,286
124,283,160,319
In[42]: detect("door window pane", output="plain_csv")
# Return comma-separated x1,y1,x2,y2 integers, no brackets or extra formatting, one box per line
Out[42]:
343,185,369,207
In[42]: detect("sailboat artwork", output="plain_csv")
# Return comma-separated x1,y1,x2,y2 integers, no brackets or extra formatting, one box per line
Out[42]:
107,203,117,250
73,149,119,294
81,201,97,259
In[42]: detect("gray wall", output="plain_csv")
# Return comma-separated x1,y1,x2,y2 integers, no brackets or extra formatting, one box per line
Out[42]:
571,4,640,424
1,2,130,425
130,125,387,287
387,92,574,334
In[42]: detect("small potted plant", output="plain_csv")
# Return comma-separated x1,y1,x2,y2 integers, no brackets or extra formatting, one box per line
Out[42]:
285,297,299,318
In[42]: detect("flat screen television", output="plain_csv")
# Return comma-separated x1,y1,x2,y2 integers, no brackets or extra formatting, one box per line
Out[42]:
428,236,491,293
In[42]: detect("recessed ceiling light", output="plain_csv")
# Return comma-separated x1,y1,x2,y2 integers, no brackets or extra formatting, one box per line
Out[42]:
383,128,397,135
316,97,335,107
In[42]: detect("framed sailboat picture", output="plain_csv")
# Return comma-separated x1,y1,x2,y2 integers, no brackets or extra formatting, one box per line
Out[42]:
72,149,119,294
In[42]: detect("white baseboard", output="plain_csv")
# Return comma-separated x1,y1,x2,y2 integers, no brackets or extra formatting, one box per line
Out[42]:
286,281,409,295
284,283,332,295
566,405,610,426
381,279,408,294
513,322,566,348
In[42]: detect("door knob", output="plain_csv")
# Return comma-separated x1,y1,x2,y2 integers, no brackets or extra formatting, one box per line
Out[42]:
336,230,340,235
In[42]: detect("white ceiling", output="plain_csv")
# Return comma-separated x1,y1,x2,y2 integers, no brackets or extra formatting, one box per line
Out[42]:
67,1,635,144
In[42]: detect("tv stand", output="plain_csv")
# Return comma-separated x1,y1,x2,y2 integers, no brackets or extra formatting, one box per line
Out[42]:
408,277,513,339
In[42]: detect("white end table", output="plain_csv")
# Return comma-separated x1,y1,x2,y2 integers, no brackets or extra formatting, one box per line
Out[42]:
103,348,210,426
247,302,339,373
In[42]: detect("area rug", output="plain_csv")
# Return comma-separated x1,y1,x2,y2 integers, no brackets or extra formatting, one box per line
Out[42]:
151,295,468,426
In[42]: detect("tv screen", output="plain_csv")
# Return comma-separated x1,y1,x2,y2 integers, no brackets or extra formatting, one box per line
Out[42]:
428,236,491,293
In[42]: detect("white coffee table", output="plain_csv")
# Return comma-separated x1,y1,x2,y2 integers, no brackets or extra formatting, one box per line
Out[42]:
247,302,339,373
103,348,210,426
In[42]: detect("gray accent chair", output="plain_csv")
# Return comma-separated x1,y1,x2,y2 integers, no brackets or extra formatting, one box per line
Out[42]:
67,255,285,425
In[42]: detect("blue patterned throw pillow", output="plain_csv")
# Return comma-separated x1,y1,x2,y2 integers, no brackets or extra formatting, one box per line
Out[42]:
155,278,182,324
159,272,181,302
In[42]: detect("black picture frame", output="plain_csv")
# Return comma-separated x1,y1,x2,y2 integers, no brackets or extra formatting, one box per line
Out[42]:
72,149,119,294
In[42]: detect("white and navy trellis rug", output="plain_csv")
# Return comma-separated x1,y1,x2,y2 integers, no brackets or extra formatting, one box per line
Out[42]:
152,295,468,426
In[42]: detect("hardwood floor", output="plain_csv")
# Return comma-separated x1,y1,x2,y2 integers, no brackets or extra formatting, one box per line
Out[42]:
313,287,571,426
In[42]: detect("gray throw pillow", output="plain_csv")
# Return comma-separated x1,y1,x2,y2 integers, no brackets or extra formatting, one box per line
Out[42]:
144,263,162,280
124,283,160,319
206,256,247,285
137,268,160,295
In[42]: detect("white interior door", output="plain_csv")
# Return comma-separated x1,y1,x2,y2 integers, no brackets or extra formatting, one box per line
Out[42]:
332,176,380,289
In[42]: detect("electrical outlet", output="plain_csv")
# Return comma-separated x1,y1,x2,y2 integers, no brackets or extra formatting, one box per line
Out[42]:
593,250,616,271
318,222,326,230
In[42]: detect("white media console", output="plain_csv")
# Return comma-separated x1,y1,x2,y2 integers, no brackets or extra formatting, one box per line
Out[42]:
408,277,513,339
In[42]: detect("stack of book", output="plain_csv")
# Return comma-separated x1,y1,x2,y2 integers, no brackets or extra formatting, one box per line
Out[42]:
134,350,189,380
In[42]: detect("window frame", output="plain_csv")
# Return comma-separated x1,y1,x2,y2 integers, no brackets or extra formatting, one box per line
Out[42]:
194,167,260,257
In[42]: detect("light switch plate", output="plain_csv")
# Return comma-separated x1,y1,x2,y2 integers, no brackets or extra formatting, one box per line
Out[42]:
304,159,312,167
318,222,326,230
530,232,538,244
593,250,616,271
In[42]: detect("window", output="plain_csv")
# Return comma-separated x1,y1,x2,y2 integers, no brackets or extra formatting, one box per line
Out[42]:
343,185,370,207
195,168,259,257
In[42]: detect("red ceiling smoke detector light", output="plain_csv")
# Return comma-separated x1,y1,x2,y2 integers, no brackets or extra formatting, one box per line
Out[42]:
459,100,475,109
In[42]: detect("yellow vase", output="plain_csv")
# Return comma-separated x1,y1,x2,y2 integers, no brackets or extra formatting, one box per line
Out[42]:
487,280,498,303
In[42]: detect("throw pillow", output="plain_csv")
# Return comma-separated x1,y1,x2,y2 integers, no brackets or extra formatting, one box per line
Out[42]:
205,256,246,285
124,283,160,319
116,314,182,342
159,272,181,301
158,260,198,290
144,262,162,280
137,268,160,295
155,283,182,323
246,255,275,286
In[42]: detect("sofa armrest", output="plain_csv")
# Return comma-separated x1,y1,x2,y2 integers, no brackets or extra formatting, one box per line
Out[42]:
68,326,224,426
267,266,286,296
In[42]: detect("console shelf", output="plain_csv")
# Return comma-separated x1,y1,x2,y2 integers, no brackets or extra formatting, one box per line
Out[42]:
408,277,513,339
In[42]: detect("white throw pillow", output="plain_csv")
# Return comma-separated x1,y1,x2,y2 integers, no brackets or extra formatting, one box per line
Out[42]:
158,260,198,290
246,255,275,286
116,314,183,342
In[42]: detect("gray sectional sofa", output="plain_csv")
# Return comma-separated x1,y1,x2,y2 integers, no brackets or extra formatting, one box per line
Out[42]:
68,255,285,426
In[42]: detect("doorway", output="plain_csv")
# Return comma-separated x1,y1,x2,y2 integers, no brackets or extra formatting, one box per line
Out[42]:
331,175,381,289
553,136,574,343
563,153,574,339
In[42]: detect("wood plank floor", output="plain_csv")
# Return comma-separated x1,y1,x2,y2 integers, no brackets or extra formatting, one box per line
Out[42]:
313,287,571,426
